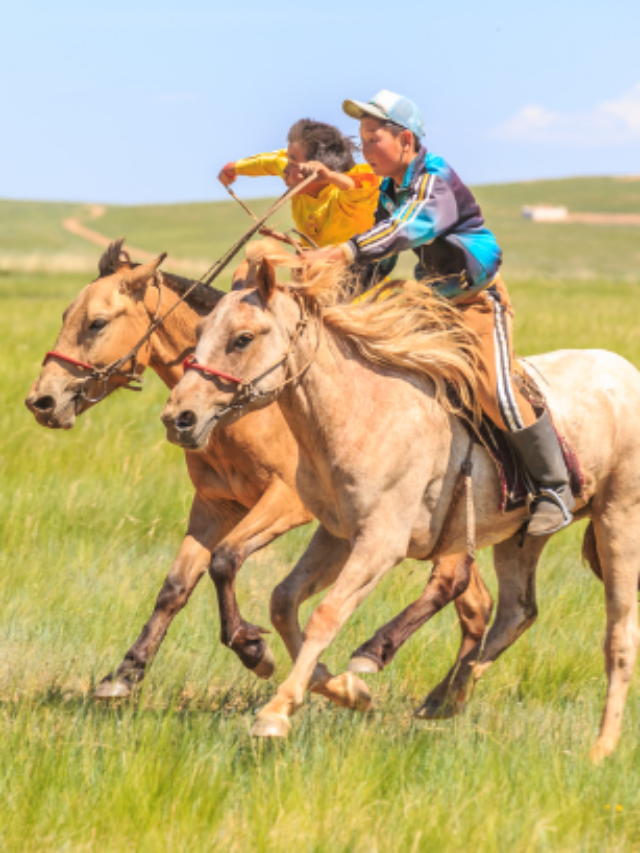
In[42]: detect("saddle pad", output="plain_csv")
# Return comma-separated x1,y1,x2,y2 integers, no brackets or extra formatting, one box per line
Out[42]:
450,369,585,514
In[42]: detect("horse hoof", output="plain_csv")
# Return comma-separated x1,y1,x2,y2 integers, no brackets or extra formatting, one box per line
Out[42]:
93,680,132,700
251,712,291,739
324,672,373,712
590,737,616,763
251,646,276,680
414,696,460,720
347,656,380,675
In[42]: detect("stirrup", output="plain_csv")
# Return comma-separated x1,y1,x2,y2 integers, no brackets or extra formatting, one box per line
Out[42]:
534,487,573,524
526,486,574,534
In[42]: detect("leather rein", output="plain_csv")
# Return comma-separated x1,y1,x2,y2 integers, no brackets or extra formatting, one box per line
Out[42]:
182,293,320,420
41,173,319,405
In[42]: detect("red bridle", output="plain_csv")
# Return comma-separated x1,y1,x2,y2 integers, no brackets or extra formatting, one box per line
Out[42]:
182,355,242,385
43,350,95,371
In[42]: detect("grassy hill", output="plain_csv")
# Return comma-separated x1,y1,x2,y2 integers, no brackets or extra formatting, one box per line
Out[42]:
2,175,639,282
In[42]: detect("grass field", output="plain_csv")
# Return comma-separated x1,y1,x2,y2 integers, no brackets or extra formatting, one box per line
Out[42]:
2,179,640,851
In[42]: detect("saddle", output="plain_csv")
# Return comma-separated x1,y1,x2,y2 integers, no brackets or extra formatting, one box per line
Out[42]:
451,363,585,513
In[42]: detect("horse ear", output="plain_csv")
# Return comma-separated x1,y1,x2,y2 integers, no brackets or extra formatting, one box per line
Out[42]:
256,258,277,302
231,260,250,292
120,253,167,293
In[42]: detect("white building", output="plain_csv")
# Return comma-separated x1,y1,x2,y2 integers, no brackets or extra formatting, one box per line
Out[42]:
521,205,568,222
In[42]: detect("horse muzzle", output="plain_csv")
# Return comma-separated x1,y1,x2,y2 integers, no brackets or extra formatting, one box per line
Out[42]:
25,390,78,430
160,402,217,450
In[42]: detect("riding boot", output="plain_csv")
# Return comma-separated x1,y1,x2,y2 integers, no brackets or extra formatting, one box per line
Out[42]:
505,411,575,536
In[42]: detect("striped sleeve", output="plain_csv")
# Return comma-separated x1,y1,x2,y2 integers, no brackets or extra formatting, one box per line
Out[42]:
345,174,459,263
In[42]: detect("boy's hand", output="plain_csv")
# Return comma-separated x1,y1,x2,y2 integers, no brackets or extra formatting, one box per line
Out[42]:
218,162,237,187
300,161,355,191
299,161,332,181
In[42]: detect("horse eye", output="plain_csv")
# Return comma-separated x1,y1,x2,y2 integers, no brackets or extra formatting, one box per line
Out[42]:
234,333,254,350
89,318,109,332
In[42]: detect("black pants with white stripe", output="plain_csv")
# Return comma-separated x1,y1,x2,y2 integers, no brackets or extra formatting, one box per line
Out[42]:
457,278,537,433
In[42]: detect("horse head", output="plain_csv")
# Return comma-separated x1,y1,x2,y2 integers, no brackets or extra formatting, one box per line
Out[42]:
162,255,299,450
25,240,166,429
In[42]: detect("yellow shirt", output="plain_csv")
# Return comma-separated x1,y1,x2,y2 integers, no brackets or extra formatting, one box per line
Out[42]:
234,149,380,248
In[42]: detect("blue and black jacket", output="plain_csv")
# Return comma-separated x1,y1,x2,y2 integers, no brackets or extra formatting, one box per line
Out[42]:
343,148,502,296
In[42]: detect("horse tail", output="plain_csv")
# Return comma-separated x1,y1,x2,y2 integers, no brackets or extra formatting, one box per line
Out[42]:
582,520,640,591
582,521,603,582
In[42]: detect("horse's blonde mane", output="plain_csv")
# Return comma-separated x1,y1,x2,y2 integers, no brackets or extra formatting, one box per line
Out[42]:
245,240,480,415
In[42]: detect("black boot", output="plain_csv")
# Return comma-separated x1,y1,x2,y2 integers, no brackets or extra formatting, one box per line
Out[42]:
505,411,575,536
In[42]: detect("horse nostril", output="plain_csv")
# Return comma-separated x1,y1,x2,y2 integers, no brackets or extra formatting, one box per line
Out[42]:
176,410,197,430
33,396,55,412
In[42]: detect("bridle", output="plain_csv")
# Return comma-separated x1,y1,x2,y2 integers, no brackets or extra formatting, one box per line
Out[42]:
182,293,320,420
39,172,320,406
42,274,165,403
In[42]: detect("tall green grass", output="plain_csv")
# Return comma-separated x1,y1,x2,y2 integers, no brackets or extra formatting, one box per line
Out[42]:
2,183,640,850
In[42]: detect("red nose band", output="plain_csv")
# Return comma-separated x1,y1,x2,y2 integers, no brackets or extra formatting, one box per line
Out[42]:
43,350,95,371
182,355,242,384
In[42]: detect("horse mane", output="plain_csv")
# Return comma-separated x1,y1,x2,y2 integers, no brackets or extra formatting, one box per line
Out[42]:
245,240,481,416
98,238,224,315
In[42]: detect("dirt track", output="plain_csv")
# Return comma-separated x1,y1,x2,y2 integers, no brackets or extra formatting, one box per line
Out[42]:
62,206,203,272
564,212,640,226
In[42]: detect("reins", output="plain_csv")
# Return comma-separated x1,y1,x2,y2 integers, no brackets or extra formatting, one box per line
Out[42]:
42,173,319,403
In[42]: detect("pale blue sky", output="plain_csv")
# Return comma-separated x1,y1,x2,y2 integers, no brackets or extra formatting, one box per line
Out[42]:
2,0,639,203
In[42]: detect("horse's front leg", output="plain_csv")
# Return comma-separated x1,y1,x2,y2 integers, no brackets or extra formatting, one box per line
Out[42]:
348,554,492,674
270,524,372,710
94,495,231,699
208,478,312,678
252,519,409,738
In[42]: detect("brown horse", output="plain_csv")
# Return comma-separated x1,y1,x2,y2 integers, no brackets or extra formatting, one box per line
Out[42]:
25,241,492,705
164,242,640,760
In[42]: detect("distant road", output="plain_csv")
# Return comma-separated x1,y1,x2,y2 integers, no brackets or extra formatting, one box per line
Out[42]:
62,206,204,273
565,212,640,226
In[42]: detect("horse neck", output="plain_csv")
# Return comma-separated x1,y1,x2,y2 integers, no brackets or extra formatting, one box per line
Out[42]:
276,297,444,470
144,286,201,389
277,307,358,460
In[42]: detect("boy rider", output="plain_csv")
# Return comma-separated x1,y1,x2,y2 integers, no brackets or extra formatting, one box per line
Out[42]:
219,119,380,248
304,90,574,536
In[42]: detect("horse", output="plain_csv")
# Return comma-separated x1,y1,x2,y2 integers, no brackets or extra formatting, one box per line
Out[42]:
25,241,492,710
162,240,640,761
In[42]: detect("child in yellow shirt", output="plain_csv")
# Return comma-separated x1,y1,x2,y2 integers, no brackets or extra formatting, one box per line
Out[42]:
218,119,380,247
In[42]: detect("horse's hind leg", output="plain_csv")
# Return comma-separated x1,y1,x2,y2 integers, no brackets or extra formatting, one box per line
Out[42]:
348,555,493,674
590,507,640,762
416,533,548,719
454,560,494,659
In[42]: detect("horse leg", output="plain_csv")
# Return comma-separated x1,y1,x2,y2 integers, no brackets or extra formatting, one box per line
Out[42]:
590,506,640,762
415,533,548,719
270,525,372,710
454,560,494,660
347,555,492,674
208,478,312,679
252,523,408,737
94,495,231,699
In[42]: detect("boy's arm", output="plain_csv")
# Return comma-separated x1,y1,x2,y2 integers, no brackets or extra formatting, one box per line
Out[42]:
299,161,356,190
342,174,458,264
218,150,287,186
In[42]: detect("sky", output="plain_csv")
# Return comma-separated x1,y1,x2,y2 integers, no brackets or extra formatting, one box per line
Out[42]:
1,0,639,204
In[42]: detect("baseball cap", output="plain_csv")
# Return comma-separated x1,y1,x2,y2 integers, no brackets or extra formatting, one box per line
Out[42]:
342,90,425,139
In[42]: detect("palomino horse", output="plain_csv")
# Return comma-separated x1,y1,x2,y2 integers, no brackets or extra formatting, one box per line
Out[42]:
25,241,491,707
163,241,640,760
